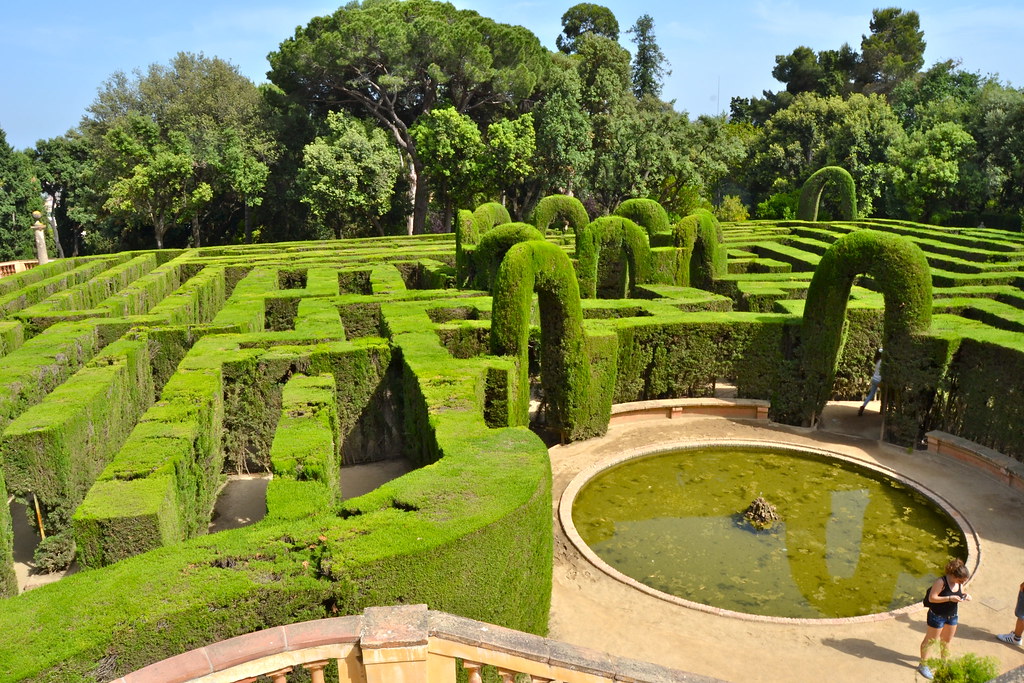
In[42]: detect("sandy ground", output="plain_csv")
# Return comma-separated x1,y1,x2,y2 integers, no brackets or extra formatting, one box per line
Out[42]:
547,400,1024,682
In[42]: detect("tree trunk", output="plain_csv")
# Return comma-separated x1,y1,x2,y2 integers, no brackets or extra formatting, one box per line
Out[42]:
46,212,65,259
191,215,201,248
406,158,419,235
243,199,253,243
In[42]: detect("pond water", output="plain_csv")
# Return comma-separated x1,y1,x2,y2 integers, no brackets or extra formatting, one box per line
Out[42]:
571,445,967,619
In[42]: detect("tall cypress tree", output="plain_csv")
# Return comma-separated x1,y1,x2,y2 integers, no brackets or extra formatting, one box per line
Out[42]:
628,14,670,99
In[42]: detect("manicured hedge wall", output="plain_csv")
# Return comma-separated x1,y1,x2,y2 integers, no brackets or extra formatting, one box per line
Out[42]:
2,336,155,565
532,194,589,235
472,222,545,292
773,229,933,444
613,198,670,235
490,240,610,440
797,166,858,221
0,470,14,598
576,216,652,299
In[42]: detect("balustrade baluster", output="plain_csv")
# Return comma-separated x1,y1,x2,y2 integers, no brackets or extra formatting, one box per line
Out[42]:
463,661,483,683
303,659,329,683
266,667,292,683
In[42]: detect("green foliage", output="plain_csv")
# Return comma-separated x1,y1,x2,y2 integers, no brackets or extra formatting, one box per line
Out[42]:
0,128,46,261
0,470,14,598
489,240,609,440
798,166,858,221
576,216,653,298
688,209,727,290
268,0,548,234
925,652,1000,683
556,3,620,54
627,14,670,99
299,110,402,238
755,191,799,220
857,8,926,94
471,202,512,237
777,229,933,444
472,223,545,292
411,107,485,229
893,122,976,224
531,194,589,236
613,198,670,235
715,195,749,222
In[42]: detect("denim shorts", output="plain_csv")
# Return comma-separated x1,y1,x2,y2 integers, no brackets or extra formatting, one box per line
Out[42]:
1015,589,1024,619
927,610,959,628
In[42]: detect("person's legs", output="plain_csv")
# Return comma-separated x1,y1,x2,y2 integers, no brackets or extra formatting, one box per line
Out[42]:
939,623,958,654
920,624,942,660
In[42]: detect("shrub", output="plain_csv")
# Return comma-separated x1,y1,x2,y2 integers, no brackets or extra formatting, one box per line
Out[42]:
715,195,749,222
472,223,546,292
576,217,652,299
926,652,999,683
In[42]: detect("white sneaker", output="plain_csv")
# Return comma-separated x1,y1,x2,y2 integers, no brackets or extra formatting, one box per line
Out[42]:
996,633,1023,647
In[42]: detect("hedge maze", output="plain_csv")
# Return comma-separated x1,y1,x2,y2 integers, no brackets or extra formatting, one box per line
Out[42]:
1,195,1023,680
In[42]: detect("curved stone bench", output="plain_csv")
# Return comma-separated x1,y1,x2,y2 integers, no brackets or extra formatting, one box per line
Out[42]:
926,430,1024,493
609,397,770,424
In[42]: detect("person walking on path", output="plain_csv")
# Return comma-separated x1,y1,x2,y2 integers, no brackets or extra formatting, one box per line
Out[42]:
919,558,972,680
996,580,1024,647
858,348,882,416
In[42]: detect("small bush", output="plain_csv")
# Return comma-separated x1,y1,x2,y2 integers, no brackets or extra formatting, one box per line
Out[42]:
34,531,76,573
715,195,749,222
926,652,999,683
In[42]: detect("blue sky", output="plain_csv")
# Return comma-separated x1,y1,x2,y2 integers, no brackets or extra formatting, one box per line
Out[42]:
3,1,1022,150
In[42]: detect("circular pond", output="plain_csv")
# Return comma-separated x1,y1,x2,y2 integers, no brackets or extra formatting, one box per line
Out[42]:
561,441,977,622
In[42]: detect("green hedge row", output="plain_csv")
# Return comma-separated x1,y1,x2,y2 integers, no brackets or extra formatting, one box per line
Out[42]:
267,373,340,519
0,255,127,319
0,471,14,598
472,223,546,292
613,198,671,235
1,336,155,563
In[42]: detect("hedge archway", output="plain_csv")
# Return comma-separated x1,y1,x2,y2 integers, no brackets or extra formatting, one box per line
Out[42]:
489,241,606,441
774,229,933,442
576,216,652,299
687,209,726,289
613,198,670,236
473,223,546,292
532,195,589,236
797,166,858,221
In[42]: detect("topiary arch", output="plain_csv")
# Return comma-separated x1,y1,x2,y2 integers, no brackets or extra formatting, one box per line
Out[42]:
576,216,652,299
613,198,670,235
687,209,726,290
532,194,589,235
774,229,933,443
489,240,609,441
797,166,858,221
472,223,546,292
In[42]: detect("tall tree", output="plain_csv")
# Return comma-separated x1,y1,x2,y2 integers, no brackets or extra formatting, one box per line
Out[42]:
268,0,548,235
0,129,45,261
80,53,274,248
410,107,485,231
856,7,926,95
556,3,620,54
298,111,402,238
628,14,670,99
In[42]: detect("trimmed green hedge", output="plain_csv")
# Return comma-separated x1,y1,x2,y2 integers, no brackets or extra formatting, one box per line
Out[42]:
531,194,589,235
490,240,610,441
472,222,546,292
798,166,858,221
774,229,933,444
0,470,14,598
613,198,670,235
471,202,511,236
1,336,155,564
576,216,652,299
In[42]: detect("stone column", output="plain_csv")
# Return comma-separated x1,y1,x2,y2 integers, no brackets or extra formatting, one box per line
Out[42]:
31,212,49,265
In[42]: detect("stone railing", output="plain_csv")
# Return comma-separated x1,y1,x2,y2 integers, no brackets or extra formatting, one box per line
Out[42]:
115,604,721,683
0,260,37,277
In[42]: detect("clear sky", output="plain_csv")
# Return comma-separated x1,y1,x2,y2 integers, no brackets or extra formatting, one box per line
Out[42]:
3,1,1022,151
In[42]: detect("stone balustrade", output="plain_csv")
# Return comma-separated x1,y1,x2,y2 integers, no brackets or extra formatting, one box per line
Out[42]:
116,604,721,683
0,260,38,277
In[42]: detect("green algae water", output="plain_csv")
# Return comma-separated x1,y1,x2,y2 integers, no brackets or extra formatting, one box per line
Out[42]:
571,445,967,619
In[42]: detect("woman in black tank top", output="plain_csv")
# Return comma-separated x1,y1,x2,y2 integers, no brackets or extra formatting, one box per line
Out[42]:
918,558,972,680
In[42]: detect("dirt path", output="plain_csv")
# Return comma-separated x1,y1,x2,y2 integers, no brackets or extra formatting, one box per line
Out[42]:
547,405,1024,682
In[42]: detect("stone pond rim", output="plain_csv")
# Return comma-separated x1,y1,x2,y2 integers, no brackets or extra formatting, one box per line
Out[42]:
557,438,981,626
